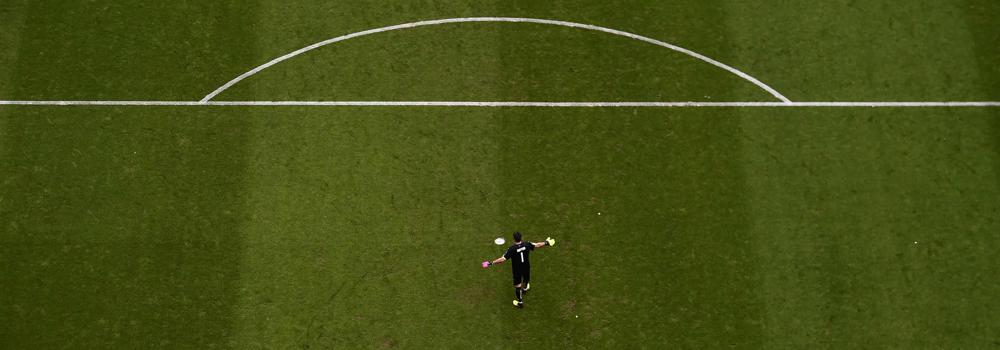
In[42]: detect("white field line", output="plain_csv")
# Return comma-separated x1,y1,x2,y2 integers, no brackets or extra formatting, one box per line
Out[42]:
2,100,999,107
200,17,793,103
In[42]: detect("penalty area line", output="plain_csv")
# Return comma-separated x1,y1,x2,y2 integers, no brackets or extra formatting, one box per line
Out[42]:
1,101,1000,107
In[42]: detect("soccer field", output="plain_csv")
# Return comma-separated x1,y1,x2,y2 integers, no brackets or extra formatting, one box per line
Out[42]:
1,1,999,348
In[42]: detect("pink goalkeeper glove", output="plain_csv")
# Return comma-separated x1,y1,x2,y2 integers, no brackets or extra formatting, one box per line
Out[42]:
482,261,491,269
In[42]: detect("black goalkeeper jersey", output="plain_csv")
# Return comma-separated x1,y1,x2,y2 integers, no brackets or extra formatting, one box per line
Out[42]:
503,241,534,267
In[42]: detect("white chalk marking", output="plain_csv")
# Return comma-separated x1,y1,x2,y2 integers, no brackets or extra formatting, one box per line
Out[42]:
2,100,999,107
199,17,792,103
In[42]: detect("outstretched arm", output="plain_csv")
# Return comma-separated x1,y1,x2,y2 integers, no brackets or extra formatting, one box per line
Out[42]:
533,237,556,248
483,255,508,268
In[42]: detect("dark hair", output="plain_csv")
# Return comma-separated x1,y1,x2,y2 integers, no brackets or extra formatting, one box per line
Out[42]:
513,231,522,242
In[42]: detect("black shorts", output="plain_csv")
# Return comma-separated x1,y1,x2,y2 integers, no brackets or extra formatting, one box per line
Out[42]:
512,264,530,285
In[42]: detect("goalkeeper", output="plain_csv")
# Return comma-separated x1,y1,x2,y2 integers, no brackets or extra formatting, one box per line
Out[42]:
482,231,555,308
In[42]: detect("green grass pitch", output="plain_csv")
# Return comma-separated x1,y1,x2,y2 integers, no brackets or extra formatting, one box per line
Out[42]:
1,1,999,348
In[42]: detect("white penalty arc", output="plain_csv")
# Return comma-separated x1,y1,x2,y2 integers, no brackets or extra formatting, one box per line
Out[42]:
199,17,793,103
3,100,1000,107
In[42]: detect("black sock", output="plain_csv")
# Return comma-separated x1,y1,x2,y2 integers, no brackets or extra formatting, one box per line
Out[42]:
515,287,522,302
